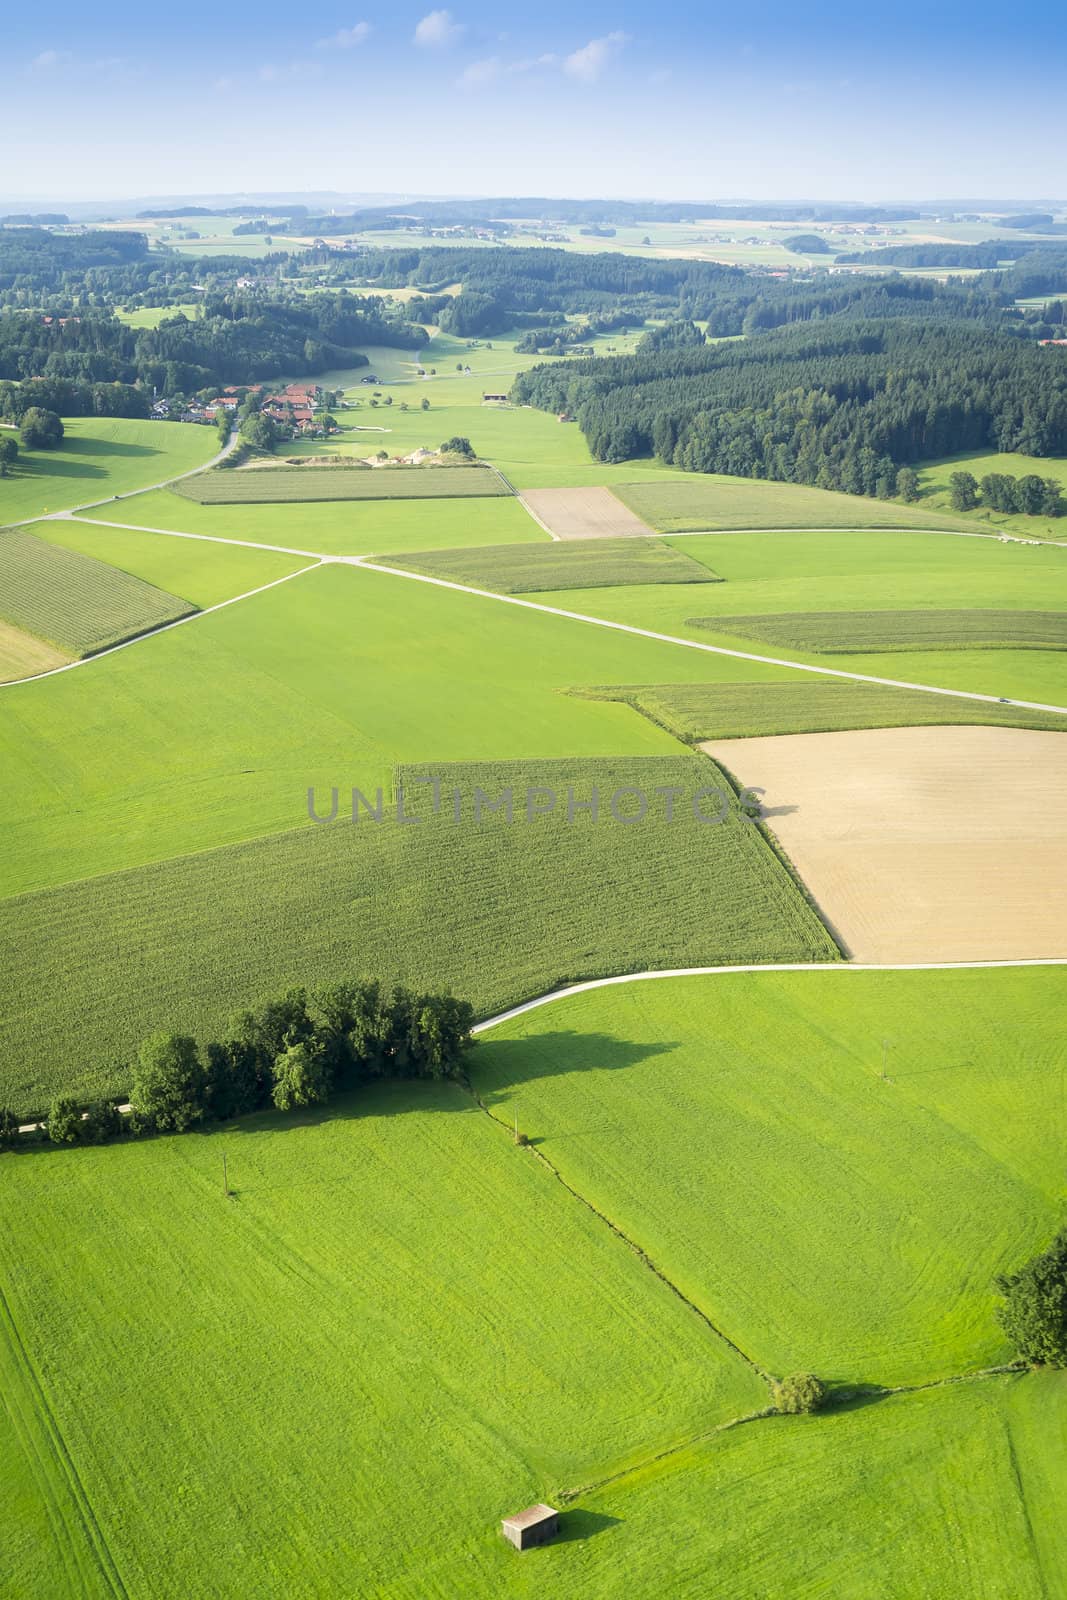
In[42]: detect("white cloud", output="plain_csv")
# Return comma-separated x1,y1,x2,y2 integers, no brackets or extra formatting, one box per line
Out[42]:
563,31,628,82
317,22,372,50
29,49,73,71
213,75,234,91
459,51,558,89
414,9,464,48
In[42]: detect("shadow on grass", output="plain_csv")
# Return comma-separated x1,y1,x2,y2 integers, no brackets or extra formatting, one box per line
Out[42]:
472,1031,680,1110
553,1509,622,1543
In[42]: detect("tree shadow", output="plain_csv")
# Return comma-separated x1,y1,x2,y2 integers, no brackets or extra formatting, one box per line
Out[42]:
473,1030,681,1111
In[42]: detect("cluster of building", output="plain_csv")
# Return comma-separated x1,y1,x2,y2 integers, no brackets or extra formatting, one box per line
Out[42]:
149,381,337,438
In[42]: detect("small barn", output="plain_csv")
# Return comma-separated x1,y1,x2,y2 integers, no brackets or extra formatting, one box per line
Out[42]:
483,392,508,402
501,1503,559,1551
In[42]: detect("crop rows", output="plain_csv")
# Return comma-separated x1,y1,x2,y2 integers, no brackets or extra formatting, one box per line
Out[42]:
685,608,1067,653
387,536,721,593
174,465,510,503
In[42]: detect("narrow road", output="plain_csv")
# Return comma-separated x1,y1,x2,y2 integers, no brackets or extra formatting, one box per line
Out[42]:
32,425,242,525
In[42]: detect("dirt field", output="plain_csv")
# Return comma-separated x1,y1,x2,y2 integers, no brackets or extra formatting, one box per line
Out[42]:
702,725,1067,961
519,487,657,540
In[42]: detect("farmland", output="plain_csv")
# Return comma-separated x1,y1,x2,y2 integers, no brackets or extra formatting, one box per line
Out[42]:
0,526,194,658
920,450,1067,541
0,417,218,523
387,537,719,592
0,619,70,683
0,754,838,1110
685,608,1067,653
175,463,510,503
614,475,977,533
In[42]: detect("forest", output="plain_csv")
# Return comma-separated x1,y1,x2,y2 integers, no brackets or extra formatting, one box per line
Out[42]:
511,319,1067,492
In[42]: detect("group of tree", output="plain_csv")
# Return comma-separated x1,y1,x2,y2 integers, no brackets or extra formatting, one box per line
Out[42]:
949,468,1064,516
18,406,64,448
996,1227,1067,1367
510,318,1067,495
0,981,474,1151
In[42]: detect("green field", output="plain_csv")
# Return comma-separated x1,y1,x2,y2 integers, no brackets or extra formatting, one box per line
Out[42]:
0,417,218,522
615,476,976,533
34,519,311,609
387,537,719,593
113,302,201,328
80,487,546,555
586,679,1067,739
920,451,1067,542
175,464,510,504
0,754,837,1110
0,526,194,656
472,965,1067,1385
0,1085,763,1599
685,608,1067,653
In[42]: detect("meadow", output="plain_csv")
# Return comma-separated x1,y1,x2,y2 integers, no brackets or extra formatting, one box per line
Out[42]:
176,464,509,504
387,537,719,592
0,754,838,1111
113,302,201,328
0,526,194,657
615,476,976,533
920,450,1067,541
472,965,1067,1385
0,1086,763,1599
0,417,218,522
685,608,1067,653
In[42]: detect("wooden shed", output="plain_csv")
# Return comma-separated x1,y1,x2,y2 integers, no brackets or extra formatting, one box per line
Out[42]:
501,1503,559,1551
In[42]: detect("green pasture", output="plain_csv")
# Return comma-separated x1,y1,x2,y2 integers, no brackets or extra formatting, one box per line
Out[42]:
80,486,546,555
0,753,836,1110
920,450,1067,542
589,680,1067,740
615,476,976,534
113,302,201,328
0,562,803,898
387,537,719,593
0,417,218,523
35,519,310,609
472,965,1067,1386
0,1086,762,1599
685,609,1067,653
176,464,508,504
0,526,193,656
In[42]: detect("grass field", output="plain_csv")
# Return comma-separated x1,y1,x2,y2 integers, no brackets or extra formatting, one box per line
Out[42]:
387,537,719,593
0,619,70,683
0,526,194,657
586,680,1067,739
34,520,310,609
685,608,1067,653
920,451,1067,542
80,488,546,555
0,417,218,522
615,476,976,534
0,562,804,899
113,303,201,328
0,754,838,1110
175,464,510,504
472,965,1067,1385
0,1087,763,1599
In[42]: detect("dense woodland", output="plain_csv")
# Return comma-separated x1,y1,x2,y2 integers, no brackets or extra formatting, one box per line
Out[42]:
511,320,1067,492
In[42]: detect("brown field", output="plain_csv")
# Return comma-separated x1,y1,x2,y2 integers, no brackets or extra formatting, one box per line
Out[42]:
0,618,70,682
703,725,1067,962
519,487,657,540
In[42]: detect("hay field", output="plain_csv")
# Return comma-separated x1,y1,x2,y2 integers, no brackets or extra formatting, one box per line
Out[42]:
703,725,1067,961
615,476,976,534
519,486,657,539
175,464,509,504
386,537,719,592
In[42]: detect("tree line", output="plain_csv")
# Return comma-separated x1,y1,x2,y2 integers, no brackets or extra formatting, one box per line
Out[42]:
0,981,475,1150
510,319,1067,494
949,469,1064,517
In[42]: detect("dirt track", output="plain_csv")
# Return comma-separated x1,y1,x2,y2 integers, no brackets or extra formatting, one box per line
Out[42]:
520,487,657,540
703,725,1067,962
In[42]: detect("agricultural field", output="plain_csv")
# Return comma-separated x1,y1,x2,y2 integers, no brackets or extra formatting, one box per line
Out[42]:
519,487,657,540
615,476,977,533
471,964,1067,1385
113,302,201,328
0,753,837,1110
0,526,195,658
175,463,509,503
387,537,719,593
919,450,1067,542
0,619,70,683
0,417,218,522
685,608,1067,652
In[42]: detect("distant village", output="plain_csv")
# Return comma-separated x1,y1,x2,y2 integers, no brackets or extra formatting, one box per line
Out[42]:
151,381,338,439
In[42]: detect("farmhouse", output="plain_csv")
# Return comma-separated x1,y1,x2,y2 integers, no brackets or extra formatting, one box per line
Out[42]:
483,392,508,402
501,1504,558,1551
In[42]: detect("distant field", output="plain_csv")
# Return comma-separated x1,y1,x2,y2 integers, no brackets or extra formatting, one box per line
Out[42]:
35,519,310,609
175,464,509,503
686,608,1067,653
920,450,1067,542
0,417,217,522
0,619,70,684
472,964,1067,1384
0,1085,761,1598
0,526,194,657
114,302,201,328
588,680,1067,740
0,754,838,1110
387,537,719,593
520,486,657,539
615,476,976,533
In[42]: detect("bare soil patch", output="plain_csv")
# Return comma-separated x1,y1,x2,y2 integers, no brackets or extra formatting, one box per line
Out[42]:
702,725,1067,961
520,487,657,540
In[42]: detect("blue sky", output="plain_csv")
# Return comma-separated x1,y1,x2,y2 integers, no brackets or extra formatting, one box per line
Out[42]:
6,2,1066,202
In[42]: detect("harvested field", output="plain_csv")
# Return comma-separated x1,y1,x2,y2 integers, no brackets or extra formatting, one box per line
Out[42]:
386,537,720,593
174,465,509,504
520,486,657,539
0,619,70,683
686,609,1067,653
703,725,1067,961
